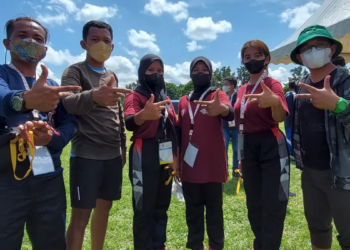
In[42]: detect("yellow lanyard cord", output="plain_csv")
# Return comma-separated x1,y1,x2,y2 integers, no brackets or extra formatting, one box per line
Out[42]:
10,131,35,180
164,165,178,185
234,169,245,198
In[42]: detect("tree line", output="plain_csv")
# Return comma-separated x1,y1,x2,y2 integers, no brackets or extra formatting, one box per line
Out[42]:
125,66,309,100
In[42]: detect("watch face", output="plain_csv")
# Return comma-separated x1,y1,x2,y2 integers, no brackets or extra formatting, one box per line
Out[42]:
12,96,23,112
339,100,348,110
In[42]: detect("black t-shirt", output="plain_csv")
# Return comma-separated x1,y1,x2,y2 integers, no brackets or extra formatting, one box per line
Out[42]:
297,69,337,170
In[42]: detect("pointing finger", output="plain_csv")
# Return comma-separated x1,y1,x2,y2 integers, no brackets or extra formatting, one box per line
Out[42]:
193,100,211,105
244,94,261,99
260,81,270,92
298,83,317,93
53,86,82,93
295,94,312,99
111,87,134,94
154,100,170,106
148,94,155,104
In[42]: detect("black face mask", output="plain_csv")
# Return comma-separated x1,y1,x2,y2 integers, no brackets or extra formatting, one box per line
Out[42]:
191,72,211,87
244,59,266,74
144,73,164,86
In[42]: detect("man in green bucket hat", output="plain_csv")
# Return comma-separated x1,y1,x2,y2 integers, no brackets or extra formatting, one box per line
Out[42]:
291,25,350,250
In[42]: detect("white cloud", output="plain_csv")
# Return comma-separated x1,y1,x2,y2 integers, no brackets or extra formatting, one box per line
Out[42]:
42,46,137,87
269,67,291,84
237,52,241,59
187,41,205,52
127,30,160,54
185,17,232,41
65,27,74,33
124,49,139,58
132,57,140,64
36,63,61,85
280,2,320,29
75,3,118,22
48,0,77,14
164,60,221,85
144,0,188,22
37,13,68,25
35,0,117,26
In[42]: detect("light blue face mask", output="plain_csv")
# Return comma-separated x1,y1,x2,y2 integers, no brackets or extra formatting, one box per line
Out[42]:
222,85,231,93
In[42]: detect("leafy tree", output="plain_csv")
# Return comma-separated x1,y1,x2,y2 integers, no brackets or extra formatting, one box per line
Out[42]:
288,66,308,82
283,84,289,94
125,81,137,90
179,81,194,97
165,82,181,100
212,66,232,88
236,66,250,86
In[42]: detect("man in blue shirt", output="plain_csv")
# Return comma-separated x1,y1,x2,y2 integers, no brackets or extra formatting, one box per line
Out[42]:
222,75,240,177
284,81,295,159
0,17,79,250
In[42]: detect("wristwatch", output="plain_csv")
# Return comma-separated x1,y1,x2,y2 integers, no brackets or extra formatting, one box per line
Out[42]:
11,91,28,112
332,98,348,114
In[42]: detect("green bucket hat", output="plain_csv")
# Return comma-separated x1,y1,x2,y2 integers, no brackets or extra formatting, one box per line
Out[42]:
290,25,343,65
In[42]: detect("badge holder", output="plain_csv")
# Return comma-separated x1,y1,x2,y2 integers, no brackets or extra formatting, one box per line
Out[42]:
158,129,173,165
184,129,198,168
228,120,235,127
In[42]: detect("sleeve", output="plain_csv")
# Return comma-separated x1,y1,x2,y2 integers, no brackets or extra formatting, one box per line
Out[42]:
334,78,350,128
270,80,290,115
218,91,234,121
118,100,127,148
176,98,183,147
124,93,143,131
61,66,96,115
0,76,28,118
46,100,76,151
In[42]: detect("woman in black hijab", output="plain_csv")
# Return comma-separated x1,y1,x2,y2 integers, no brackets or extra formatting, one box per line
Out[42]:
124,54,179,250
177,56,234,250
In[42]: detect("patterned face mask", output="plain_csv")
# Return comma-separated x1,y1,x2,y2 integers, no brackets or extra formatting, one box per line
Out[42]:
9,38,46,63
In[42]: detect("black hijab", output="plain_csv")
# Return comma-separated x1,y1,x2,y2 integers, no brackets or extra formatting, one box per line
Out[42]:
189,56,216,101
134,54,178,156
135,54,167,102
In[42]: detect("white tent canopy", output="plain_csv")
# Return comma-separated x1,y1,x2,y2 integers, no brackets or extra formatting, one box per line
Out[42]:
271,0,350,65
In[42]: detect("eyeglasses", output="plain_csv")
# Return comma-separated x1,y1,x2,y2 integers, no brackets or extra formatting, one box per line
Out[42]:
299,41,331,54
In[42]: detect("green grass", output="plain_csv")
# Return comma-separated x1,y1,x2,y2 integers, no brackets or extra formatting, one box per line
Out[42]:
21,124,341,250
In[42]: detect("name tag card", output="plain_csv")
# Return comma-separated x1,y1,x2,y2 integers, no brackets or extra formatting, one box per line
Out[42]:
30,146,55,176
184,142,198,168
159,141,173,165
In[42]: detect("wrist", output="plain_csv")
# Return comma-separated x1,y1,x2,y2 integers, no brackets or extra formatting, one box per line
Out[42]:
135,110,146,125
220,104,229,116
91,89,99,105
331,97,347,114
22,91,33,110
272,95,282,108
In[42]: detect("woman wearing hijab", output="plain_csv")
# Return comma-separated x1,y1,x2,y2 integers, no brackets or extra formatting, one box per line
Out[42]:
177,56,234,250
124,54,178,250
234,40,290,250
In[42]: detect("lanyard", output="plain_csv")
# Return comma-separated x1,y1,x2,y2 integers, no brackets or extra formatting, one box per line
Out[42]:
8,63,32,90
239,73,266,132
8,63,39,119
162,105,169,137
188,87,211,140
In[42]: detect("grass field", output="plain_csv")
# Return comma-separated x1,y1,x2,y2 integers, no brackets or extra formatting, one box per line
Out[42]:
21,124,341,250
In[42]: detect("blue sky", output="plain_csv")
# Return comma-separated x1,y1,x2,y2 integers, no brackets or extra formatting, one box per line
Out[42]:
1,0,326,86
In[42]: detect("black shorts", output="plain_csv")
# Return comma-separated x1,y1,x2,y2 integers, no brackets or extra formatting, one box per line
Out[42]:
70,155,123,209
0,171,66,250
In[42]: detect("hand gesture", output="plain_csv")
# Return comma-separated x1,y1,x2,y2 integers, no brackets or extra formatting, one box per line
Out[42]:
18,120,53,146
194,89,228,116
92,76,133,106
295,75,340,110
244,81,281,108
140,94,170,121
23,65,82,112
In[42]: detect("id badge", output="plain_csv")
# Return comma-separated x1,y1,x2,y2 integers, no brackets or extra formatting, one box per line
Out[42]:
228,120,235,127
159,141,173,165
237,133,244,161
29,146,55,176
184,142,198,168
32,110,39,119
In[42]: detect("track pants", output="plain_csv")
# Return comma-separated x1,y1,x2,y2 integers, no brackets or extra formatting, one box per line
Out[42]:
182,182,224,250
129,139,172,250
241,129,290,250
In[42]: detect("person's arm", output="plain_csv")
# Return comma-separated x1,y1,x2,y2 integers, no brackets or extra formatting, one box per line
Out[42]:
0,76,31,118
271,81,289,123
61,66,96,115
124,93,142,131
218,91,234,121
46,100,76,151
333,79,350,128
118,101,127,148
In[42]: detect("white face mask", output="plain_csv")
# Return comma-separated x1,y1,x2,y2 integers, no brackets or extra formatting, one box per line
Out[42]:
300,47,332,69
222,85,231,93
